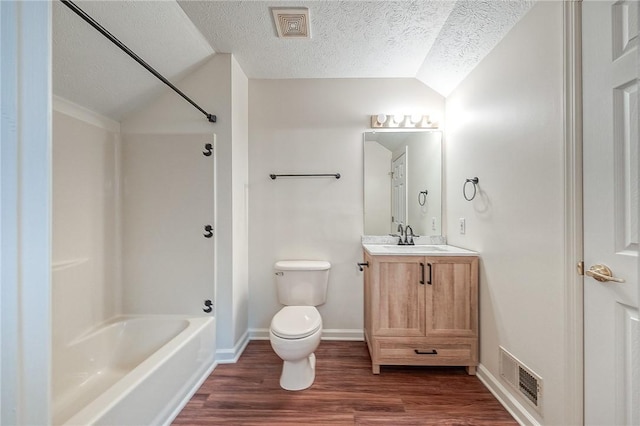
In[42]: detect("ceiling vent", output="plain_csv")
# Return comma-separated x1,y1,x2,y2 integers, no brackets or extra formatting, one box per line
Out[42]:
271,8,310,39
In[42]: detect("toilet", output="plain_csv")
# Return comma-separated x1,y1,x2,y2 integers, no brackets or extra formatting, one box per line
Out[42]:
269,260,330,391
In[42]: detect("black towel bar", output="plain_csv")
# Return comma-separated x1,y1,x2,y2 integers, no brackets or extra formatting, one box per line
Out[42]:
269,173,341,180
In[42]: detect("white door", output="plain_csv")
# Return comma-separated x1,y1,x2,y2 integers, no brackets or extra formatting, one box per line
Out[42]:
391,150,407,232
583,1,639,424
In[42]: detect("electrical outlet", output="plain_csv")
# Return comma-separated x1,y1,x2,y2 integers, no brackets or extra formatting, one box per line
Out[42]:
431,217,437,231
459,218,466,234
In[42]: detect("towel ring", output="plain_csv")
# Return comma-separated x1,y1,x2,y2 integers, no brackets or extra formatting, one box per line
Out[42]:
418,190,428,206
463,177,479,201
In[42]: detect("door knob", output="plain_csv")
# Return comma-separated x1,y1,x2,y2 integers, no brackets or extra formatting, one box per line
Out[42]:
585,264,625,283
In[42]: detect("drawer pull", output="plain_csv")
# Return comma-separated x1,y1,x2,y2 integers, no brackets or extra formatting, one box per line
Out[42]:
419,262,425,284
414,349,438,355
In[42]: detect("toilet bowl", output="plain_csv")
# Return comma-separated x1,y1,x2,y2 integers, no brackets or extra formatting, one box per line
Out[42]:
269,306,322,391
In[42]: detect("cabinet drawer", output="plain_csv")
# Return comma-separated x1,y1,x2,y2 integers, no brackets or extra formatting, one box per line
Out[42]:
374,337,477,366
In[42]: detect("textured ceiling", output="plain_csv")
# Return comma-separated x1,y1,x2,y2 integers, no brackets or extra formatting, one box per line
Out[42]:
52,1,535,121
416,0,536,95
178,1,457,79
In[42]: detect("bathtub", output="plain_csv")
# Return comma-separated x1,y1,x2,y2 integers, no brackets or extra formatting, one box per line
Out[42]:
52,315,216,426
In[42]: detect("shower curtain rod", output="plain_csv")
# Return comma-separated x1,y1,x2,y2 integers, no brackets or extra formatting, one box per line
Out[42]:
60,0,217,123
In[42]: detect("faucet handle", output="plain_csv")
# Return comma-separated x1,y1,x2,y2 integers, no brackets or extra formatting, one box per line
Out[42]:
405,225,415,245
395,224,407,245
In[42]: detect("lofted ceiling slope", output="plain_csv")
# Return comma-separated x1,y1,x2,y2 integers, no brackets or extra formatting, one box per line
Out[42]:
52,0,535,122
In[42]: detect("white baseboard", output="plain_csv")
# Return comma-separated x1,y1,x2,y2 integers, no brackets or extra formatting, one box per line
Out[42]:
476,363,540,426
215,330,250,364
249,328,364,341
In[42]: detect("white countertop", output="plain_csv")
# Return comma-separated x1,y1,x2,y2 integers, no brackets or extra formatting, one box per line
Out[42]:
363,243,478,257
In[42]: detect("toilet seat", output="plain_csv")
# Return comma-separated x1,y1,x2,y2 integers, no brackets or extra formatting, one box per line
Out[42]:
271,306,321,339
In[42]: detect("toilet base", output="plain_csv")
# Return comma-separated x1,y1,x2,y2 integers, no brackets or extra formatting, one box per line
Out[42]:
279,353,316,391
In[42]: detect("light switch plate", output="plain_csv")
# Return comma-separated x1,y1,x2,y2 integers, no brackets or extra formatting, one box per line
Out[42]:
459,218,466,234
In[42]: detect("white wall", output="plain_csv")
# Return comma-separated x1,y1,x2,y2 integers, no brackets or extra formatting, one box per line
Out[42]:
52,100,120,346
120,133,215,315
248,78,445,336
231,58,249,346
445,2,566,424
122,54,249,357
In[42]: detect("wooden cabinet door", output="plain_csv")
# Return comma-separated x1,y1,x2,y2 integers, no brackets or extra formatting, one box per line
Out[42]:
371,256,426,337
424,257,478,338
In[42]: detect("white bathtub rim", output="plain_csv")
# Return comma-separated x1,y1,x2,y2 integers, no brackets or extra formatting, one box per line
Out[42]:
54,314,191,418
60,315,214,426
65,314,191,346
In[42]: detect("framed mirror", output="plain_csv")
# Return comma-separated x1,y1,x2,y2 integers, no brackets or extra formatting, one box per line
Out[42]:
363,130,442,236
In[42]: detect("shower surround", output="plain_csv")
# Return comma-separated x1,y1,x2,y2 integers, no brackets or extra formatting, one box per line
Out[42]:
52,101,216,424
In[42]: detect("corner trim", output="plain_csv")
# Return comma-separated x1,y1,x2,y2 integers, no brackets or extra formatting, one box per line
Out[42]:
215,330,250,364
53,95,121,133
476,364,540,426
562,2,584,425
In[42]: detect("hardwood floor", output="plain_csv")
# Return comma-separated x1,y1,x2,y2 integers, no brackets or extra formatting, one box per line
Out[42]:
173,340,516,425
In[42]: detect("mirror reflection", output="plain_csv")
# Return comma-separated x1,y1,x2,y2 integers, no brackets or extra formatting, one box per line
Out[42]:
363,130,442,237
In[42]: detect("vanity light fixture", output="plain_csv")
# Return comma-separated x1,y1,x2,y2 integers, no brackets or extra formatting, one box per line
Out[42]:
410,114,423,124
371,114,438,129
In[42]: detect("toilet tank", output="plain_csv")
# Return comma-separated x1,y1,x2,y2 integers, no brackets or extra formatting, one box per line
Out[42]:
274,260,331,306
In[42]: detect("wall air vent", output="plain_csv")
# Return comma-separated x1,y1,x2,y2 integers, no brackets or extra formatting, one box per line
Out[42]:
271,8,310,38
499,346,543,413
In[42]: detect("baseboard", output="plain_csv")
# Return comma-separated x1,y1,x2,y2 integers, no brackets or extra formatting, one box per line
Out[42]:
476,364,540,426
215,330,250,364
249,328,364,341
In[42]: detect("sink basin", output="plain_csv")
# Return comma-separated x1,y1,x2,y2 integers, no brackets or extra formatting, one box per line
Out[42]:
363,244,477,256
377,245,446,253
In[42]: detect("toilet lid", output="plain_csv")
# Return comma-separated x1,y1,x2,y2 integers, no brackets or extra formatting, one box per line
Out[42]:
271,306,321,339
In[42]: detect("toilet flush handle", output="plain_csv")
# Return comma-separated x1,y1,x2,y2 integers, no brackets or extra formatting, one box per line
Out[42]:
275,272,284,276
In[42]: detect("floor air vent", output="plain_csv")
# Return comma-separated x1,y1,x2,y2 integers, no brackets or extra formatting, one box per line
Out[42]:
499,346,543,413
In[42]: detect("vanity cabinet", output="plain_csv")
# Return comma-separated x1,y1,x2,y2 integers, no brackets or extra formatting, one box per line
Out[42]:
363,252,478,375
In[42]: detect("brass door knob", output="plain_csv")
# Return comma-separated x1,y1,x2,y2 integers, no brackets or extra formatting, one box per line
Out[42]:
585,264,625,283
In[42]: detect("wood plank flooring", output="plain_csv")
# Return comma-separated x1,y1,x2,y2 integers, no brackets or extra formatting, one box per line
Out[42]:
173,340,517,425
